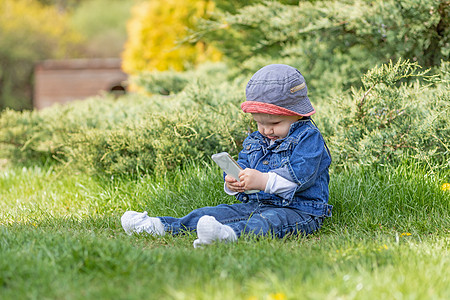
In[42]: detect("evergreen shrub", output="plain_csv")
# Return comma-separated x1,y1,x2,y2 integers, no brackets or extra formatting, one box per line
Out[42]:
68,109,251,175
67,69,253,175
0,95,162,166
329,59,449,170
0,109,59,164
0,67,253,175
1,60,448,176
197,0,449,101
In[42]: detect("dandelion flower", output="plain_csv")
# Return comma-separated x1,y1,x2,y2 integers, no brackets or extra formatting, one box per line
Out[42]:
401,232,411,237
441,183,450,191
269,293,287,300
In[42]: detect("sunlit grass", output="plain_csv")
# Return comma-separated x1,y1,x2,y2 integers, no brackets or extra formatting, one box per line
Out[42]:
0,162,449,299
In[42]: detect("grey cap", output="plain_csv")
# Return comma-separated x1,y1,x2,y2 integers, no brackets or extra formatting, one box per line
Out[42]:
241,64,315,116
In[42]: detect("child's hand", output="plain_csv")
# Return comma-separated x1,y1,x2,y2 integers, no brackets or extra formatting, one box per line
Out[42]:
225,174,245,193
238,168,268,191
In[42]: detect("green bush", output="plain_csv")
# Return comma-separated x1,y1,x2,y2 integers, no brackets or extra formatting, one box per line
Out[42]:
0,109,59,164
68,109,251,176
0,69,253,175
329,59,449,170
0,95,155,165
1,60,448,176
67,72,253,175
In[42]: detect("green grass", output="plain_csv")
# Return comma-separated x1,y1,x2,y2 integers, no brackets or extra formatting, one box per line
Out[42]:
0,162,449,299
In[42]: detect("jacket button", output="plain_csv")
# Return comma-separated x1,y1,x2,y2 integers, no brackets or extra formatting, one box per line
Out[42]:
243,196,248,201
263,160,269,165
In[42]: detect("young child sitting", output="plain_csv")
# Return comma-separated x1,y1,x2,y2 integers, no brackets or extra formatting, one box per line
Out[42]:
121,64,332,247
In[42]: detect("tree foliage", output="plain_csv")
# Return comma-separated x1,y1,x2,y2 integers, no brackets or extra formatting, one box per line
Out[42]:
0,0,82,110
196,0,449,99
69,0,135,58
122,0,222,74
200,0,449,66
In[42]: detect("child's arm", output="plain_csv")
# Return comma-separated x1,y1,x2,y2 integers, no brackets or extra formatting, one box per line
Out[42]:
264,172,297,194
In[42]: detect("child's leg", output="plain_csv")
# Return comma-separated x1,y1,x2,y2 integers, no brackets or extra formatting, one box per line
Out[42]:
230,205,323,238
192,204,321,247
159,202,260,235
121,203,321,242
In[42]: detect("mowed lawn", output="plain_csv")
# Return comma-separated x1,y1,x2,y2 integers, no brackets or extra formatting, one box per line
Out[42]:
1,162,449,299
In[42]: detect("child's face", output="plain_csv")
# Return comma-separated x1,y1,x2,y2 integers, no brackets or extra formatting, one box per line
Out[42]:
252,113,301,141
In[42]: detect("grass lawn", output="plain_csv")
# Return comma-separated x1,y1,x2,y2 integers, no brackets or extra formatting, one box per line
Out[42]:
1,162,449,299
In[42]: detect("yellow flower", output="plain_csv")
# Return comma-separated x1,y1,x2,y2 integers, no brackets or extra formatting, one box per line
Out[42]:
400,232,411,237
441,183,450,191
378,244,388,251
269,293,287,300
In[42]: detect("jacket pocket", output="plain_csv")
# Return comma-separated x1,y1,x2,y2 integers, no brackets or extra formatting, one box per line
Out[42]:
241,142,262,166
269,142,291,168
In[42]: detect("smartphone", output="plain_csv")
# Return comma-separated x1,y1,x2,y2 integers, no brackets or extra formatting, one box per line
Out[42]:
211,152,259,194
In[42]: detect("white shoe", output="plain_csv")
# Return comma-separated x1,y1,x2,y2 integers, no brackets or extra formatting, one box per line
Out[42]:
121,211,165,236
193,215,237,248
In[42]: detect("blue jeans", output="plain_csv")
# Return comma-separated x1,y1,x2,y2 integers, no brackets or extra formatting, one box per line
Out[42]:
159,201,323,238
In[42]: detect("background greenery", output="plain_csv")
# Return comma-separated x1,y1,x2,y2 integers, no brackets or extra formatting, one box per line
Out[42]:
1,0,448,110
0,59,448,175
0,0,136,110
0,0,449,299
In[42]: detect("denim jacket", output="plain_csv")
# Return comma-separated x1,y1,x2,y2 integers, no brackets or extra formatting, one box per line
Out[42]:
235,118,332,217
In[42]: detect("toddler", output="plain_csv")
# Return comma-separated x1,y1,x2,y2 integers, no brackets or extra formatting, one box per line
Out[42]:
121,64,332,247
